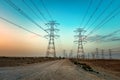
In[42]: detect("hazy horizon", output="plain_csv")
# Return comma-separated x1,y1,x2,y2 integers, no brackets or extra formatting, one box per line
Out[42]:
0,0,120,58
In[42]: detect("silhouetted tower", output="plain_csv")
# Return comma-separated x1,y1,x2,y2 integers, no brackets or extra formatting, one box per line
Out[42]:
63,50,66,58
63,49,67,58
101,49,104,59
87,53,90,59
69,50,73,58
74,28,86,59
91,52,95,59
109,49,112,59
45,21,59,57
96,48,99,59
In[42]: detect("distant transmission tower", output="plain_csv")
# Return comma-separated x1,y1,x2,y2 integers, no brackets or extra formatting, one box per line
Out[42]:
101,49,104,59
87,53,90,59
74,28,86,59
45,21,59,57
63,49,67,58
92,52,95,59
109,49,112,59
96,48,99,59
69,50,73,58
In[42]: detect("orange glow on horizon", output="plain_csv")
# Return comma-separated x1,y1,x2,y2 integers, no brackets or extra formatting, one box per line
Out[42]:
0,22,47,57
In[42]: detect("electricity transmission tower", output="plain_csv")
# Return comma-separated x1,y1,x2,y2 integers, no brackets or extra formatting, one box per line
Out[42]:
92,52,95,59
69,50,73,58
74,28,86,59
101,49,104,59
96,48,99,59
87,53,90,59
109,49,112,59
63,49,67,58
45,21,59,57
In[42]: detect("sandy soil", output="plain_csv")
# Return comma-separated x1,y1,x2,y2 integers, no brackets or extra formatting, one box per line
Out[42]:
0,57,58,67
77,59,120,78
0,59,119,80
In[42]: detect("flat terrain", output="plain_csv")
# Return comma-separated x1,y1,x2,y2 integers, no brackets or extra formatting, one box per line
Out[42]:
0,59,119,80
0,57,58,67
76,59,120,77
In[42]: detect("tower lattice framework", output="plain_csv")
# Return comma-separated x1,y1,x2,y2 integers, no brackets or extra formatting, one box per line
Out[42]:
74,28,86,59
45,21,59,57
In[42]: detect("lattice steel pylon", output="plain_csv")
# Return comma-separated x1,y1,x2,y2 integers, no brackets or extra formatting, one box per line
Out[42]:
74,28,86,59
45,21,59,57
96,48,99,59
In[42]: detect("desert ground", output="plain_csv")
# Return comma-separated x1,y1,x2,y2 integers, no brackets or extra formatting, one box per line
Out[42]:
74,59,120,77
0,58,120,80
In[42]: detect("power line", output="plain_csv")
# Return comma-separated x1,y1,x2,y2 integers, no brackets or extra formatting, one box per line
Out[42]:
22,0,44,22
39,0,53,21
95,28,120,41
30,0,48,22
80,0,92,27
86,27,120,43
111,47,120,49
85,4,120,39
91,10,120,36
84,0,103,29
97,10,120,29
86,0,114,30
0,17,43,38
4,0,48,33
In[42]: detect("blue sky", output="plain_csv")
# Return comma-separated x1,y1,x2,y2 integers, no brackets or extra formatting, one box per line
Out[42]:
0,0,120,58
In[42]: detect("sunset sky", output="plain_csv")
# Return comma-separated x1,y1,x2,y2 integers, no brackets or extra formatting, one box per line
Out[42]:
0,0,120,58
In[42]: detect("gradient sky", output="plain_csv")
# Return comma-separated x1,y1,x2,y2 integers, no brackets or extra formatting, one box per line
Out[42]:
0,0,120,58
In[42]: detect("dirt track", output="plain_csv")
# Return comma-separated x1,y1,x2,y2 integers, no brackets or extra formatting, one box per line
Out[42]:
0,59,119,80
